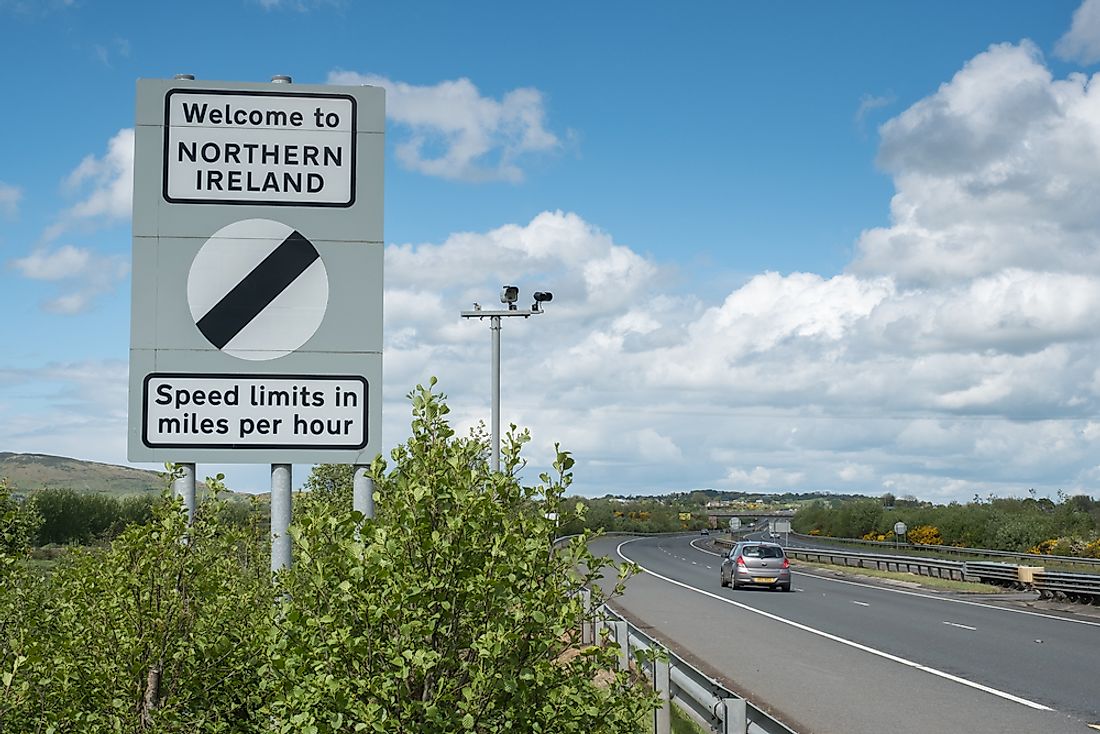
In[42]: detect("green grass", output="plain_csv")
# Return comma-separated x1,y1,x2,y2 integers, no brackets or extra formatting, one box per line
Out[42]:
641,702,709,733
793,559,1001,593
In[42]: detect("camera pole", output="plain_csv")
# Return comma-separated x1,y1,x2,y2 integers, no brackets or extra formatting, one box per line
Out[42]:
491,314,501,473
461,285,553,475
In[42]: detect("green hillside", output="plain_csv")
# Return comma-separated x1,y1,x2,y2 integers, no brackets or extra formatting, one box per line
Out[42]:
0,452,180,497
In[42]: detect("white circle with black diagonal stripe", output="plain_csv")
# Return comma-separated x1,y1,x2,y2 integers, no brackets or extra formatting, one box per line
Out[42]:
187,218,329,361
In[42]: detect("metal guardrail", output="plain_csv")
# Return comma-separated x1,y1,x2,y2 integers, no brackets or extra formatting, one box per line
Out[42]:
578,590,797,734
718,537,1100,603
961,561,1021,586
789,531,1100,569
1032,569,1100,601
715,537,970,582
790,547,968,581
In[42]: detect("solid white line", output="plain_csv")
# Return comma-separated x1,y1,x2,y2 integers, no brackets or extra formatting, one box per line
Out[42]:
944,621,977,631
686,537,1100,629
617,538,1052,712
852,601,870,607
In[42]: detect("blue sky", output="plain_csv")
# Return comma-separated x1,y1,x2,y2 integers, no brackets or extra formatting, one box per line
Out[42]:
5,0,1100,502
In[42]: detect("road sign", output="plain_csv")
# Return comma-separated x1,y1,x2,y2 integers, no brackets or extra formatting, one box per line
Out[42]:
187,218,328,360
128,78,383,464
774,519,791,533
164,89,355,206
728,517,741,531
894,521,907,536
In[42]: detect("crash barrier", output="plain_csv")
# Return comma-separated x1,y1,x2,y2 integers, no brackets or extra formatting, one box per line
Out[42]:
578,589,798,734
717,538,1100,604
1031,569,1100,603
961,561,1021,586
714,538,969,581
791,547,968,581
789,532,1100,570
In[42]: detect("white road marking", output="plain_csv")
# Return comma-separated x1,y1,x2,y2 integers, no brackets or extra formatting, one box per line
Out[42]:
852,601,870,607
618,538,1053,712
943,621,977,631
686,537,1100,629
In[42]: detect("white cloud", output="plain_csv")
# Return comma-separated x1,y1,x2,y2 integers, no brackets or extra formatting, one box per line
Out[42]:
1056,0,1100,65
9,129,133,313
726,466,806,489
16,40,1100,503
0,181,20,218
854,41,1100,286
10,244,128,314
12,245,91,280
45,127,134,241
854,92,895,126
327,71,559,182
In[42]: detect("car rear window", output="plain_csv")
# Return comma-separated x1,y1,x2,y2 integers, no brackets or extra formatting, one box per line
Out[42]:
740,545,784,559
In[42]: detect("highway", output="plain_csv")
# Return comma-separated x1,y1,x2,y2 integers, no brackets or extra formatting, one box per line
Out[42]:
590,534,1100,734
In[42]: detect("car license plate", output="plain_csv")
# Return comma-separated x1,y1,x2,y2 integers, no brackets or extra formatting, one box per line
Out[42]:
755,577,777,584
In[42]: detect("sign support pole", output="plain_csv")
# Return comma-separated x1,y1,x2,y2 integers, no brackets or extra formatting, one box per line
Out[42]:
353,466,374,521
271,464,292,573
173,462,196,525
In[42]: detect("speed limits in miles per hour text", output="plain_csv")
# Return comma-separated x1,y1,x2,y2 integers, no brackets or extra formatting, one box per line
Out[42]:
142,374,368,450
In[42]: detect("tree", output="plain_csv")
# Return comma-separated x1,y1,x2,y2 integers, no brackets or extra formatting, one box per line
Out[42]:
266,379,656,732
1,476,273,732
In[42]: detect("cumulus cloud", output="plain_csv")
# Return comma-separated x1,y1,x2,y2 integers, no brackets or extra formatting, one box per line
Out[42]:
328,71,559,182
854,41,1100,286
11,244,128,314
46,127,134,238
15,40,1100,502
379,195,1100,499
9,129,133,313
1056,0,1100,65
0,181,20,218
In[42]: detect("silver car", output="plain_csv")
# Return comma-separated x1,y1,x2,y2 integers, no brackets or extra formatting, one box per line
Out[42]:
720,541,791,592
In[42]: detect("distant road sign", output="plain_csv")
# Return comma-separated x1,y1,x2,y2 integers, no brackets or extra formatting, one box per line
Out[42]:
894,521,908,536
728,517,741,531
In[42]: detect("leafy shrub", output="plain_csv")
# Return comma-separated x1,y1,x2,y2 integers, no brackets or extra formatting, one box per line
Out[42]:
264,380,656,733
1,382,655,733
905,525,942,545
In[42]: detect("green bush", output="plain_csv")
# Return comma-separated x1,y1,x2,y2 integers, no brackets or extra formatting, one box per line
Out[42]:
0,382,655,732
265,380,656,732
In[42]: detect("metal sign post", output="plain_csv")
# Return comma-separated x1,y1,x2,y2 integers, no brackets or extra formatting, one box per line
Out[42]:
128,75,384,573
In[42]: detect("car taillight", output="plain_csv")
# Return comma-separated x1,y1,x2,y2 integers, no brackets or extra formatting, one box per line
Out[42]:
782,558,790,569
736,556,747,568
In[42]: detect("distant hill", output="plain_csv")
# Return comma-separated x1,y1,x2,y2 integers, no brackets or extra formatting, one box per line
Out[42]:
0,452,185,497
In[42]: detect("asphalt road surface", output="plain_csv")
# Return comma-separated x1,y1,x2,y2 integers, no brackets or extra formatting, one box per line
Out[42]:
591,534,1100,734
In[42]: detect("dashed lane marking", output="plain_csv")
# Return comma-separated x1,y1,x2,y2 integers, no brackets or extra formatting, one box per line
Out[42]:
943,621,977,631
618,538,1052,712
684,536,1100,629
